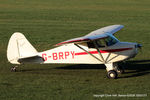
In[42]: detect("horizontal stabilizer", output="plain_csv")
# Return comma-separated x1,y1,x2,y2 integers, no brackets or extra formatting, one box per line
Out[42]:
18,55,44,63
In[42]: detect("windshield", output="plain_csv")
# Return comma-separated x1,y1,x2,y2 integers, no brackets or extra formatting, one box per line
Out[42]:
87,35,119,48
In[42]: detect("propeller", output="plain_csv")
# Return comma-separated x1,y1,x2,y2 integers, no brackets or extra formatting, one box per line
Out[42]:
136,44,142,53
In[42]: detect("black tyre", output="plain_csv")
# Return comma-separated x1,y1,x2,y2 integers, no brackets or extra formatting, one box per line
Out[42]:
107,70,118,79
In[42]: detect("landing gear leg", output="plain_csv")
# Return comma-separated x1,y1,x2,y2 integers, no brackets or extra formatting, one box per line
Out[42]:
11,66,18,72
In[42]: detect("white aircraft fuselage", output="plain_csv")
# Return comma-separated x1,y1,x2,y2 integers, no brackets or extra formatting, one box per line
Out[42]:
7,25,142,79
39,41,139,64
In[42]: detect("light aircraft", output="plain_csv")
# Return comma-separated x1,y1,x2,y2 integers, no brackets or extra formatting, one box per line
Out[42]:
7,25,142,79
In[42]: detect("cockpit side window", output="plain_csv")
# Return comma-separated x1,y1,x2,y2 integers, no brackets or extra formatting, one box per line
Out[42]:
105,36,118,46
87,39,105,48
87,42,95,48
87,35,119,48
96,39,106,47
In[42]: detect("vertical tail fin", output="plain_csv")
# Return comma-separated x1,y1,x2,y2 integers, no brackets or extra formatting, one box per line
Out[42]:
7,32,38,64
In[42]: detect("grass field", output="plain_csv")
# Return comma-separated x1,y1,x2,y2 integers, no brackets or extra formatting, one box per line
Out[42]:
0,0,150,100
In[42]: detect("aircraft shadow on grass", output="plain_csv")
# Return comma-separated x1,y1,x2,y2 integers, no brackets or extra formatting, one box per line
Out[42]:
56,60,150,78
119,60,150,78
21,60,150,79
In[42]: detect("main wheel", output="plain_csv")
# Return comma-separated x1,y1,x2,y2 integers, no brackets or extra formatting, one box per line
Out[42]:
107,70,118,79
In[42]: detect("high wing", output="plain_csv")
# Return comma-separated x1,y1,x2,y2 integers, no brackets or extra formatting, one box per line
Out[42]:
55,25,124,46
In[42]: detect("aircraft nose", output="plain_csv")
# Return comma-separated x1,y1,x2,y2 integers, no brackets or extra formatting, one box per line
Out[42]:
134,43,142,55
135,43,142,49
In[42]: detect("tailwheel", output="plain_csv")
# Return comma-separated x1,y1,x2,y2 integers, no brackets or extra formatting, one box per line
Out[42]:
107,70,118,79
11,66,18,72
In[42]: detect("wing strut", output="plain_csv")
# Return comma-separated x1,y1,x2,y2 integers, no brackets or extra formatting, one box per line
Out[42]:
93,41,106,63
74,44,103,62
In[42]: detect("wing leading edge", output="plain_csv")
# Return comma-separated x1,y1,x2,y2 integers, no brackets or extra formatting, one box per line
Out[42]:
55,25,124,46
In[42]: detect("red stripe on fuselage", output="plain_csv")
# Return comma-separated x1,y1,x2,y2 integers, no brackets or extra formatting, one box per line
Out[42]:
75,48,133,55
